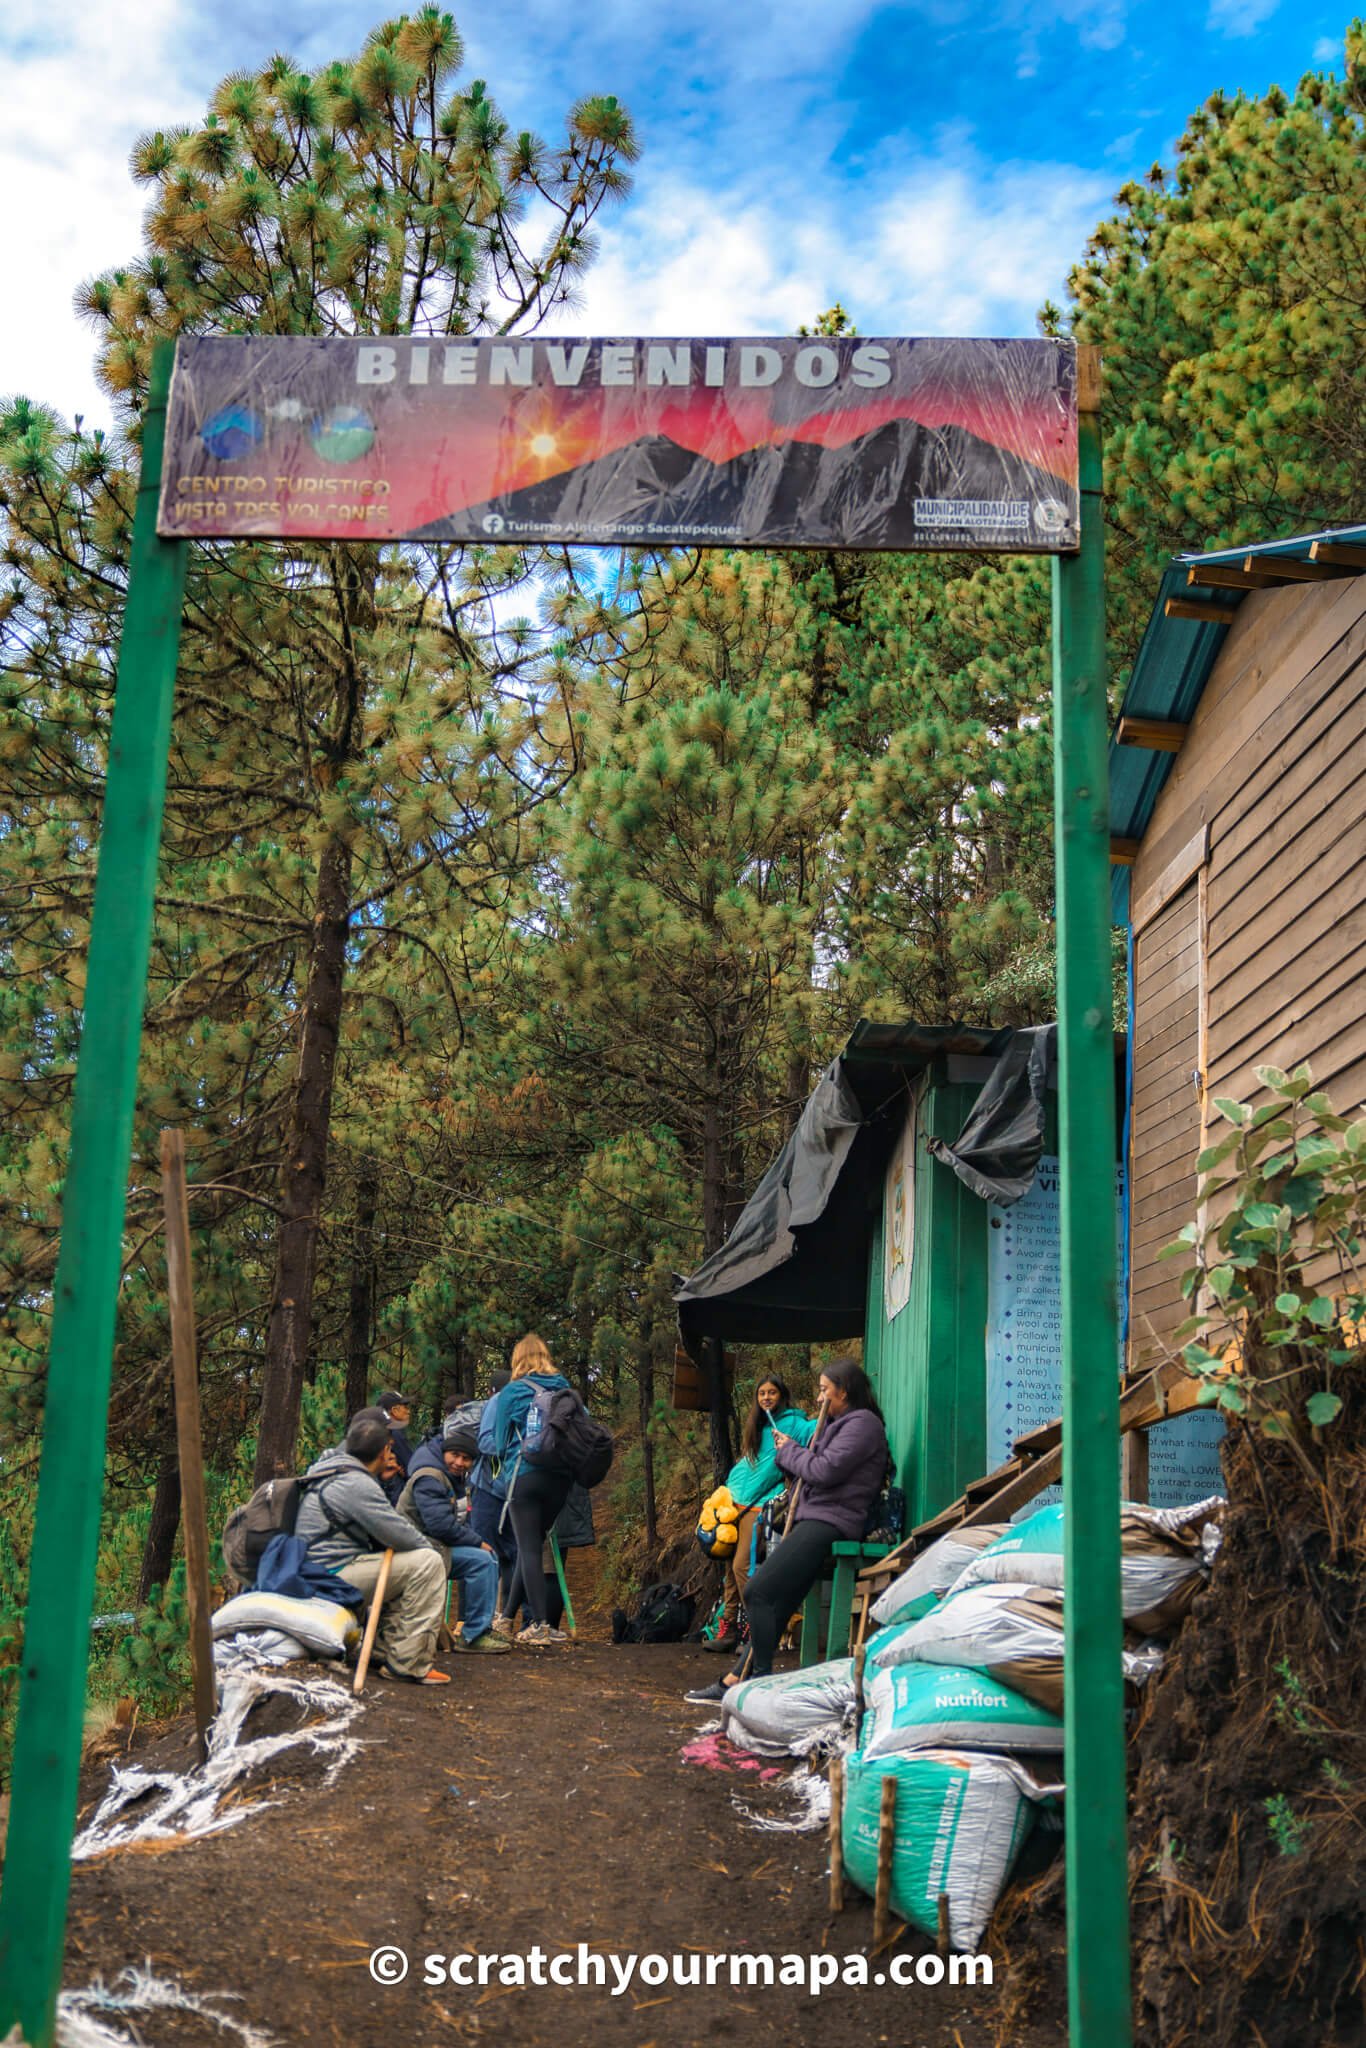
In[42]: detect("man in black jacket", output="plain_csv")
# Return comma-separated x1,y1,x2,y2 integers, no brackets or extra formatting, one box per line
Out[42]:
398,1417,509,1654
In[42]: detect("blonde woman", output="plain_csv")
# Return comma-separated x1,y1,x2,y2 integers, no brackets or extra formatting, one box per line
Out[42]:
490,1334,576,1644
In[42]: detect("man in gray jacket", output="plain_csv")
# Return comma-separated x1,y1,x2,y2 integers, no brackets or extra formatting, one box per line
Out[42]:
296,1414,449,1684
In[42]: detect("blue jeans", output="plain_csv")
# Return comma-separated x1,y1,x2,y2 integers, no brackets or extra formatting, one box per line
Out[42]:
469,1487,518,1608
447,1542,498,1641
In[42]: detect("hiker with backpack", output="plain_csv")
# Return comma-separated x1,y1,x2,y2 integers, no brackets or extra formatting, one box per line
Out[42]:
295,1414,451,1685
466,1372,518,1633
491,1332,613,1645
397,1414,510,1655
702,1376,817,1661
687,1360,888,1705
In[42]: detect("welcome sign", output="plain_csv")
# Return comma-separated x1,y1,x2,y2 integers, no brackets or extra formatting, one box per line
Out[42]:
157,334,1079,551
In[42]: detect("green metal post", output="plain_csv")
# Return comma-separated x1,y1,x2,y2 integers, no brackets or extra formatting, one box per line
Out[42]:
0,341,187,2047
1051,346,1132,2048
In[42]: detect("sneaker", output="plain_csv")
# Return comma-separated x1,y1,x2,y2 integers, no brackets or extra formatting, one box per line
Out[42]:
516,1622,551,1644
462,1630,512,1655
684,1679,728,1705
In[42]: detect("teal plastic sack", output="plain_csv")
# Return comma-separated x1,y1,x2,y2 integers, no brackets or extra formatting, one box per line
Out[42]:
862,1661,1064,1760
841,1746,1041,1949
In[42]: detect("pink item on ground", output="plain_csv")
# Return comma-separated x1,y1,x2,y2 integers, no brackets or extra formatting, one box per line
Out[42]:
680,1731,786,1781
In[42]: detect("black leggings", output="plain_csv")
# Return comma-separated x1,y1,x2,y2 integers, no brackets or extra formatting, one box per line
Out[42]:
741,1517,840,1677
507,1466,572,1624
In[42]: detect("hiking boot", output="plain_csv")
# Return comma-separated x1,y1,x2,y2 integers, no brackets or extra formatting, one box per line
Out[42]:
462,1630,512,1654
491,1616,516,1641
703,1621,740,1653
517,1621,568,1645
684,1679,728,1705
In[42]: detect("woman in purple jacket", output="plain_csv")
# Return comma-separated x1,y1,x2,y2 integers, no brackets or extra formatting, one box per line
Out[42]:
687,1357,888,1701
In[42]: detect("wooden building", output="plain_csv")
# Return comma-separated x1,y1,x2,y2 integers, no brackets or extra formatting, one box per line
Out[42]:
1110,525,1366,1367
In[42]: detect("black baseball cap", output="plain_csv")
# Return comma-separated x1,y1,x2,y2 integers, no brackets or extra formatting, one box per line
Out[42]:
376,1389,412,1413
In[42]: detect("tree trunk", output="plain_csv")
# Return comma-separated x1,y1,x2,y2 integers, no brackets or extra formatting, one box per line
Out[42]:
344,1163,378,1420
701,1094,736,1478
255,829,354,1480
138,1445,181,1604
637,1318,658,1549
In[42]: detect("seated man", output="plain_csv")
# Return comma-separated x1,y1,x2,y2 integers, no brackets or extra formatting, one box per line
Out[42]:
297,1414,450,1685
398,1416,510,1655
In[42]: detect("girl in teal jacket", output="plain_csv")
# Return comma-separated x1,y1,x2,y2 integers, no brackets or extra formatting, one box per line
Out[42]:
706,1377,815,1654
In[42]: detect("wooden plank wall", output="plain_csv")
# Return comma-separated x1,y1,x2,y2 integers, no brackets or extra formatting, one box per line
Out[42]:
1128,573,1366,1356
1130,878,1202,1350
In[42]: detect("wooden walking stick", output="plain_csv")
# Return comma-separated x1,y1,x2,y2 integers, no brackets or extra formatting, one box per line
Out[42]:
730,1395,831,1685
828,1754,845,1914
352,1548,394,1693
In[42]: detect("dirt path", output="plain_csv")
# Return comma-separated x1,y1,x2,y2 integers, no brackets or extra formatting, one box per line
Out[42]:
64,1633,1060,2048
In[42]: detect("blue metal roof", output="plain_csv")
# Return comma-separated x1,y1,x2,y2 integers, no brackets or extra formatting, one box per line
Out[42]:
1108,523,1366,920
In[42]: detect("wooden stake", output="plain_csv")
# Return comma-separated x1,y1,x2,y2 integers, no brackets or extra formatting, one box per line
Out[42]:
352,1548,394,1693
937,1891,952,1959
853,1642,868,1722
828,1756,844,1913
871,1774,898,1953
160,1130,216,1765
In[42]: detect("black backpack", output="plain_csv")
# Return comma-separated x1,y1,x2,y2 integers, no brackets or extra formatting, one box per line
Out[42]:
522,1386,614,1488
611,1580,696,1645
220,1474,357,1584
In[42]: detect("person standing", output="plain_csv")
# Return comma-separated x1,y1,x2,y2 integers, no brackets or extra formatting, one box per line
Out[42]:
491,1334,576,1645
468,1370,518,1634
687,1359,888,1704
703,1376,816,1658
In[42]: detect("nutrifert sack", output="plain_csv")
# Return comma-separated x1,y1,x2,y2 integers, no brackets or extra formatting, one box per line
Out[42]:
874,1582,1161,1717
721,1659,857,1758
950,1497,1223,1634
841,1747,1055,1951
868,1523,1008,1629
862,1661,1064,1760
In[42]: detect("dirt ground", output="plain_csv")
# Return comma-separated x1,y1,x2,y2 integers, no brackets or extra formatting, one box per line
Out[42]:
61,1599,1066,2048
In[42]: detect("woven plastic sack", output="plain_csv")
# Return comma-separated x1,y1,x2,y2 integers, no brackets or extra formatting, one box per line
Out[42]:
869,1523,1008,1628
841,1746,1050,1949
721,1658,856,1758
874,1582,1160,1714
951,1498,1223,1633
210,1591,360,1660
862,1661,1063,1760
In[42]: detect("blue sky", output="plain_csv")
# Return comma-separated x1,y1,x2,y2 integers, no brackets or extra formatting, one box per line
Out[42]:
2,1,1354,428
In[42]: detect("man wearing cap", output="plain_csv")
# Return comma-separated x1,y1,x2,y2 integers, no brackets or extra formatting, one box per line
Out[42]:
396,1414,509,1655
376,1390,415,1483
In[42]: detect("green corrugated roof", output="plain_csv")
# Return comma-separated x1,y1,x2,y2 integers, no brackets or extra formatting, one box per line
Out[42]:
1109,523,1366,920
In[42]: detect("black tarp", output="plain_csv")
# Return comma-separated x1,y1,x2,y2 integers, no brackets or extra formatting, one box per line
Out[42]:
674,1022,1056,1349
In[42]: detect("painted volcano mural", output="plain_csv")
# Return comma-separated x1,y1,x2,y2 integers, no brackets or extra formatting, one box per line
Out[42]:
158,335,1080,552
425,417,1074,551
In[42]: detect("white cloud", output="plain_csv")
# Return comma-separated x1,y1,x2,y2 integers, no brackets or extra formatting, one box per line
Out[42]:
1206,0,1280,36
1,0,209,427
1312,34,1340,64
574,153,1111,341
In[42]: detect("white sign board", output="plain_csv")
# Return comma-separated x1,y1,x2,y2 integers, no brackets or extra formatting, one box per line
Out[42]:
986,1154,1224,1510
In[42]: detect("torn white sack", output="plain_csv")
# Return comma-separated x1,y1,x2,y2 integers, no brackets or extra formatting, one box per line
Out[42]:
71,1668,362,1860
